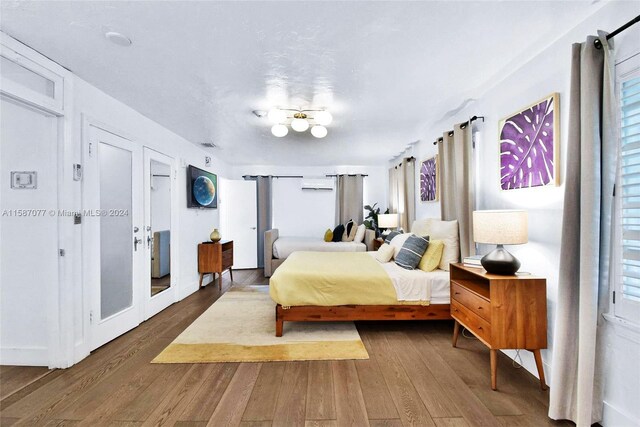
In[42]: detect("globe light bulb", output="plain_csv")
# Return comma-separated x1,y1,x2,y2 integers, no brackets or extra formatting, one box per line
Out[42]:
291,118,309,132
267,109,287,124
271,124,288,137
311,125,328,138
314,111,333,126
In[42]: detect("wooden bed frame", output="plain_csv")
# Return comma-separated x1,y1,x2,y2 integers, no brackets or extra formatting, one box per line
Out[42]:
275,303,452,337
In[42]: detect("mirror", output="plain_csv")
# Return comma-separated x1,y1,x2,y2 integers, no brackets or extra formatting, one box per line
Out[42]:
150,160,171,296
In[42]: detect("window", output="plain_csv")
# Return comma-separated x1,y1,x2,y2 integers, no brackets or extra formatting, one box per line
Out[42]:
614,51,640,324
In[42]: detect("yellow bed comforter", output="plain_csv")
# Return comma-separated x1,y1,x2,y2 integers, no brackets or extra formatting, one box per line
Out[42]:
269,251,398,306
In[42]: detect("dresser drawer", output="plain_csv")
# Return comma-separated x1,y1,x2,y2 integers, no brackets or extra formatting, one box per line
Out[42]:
451,300,492,345
451,281,491,322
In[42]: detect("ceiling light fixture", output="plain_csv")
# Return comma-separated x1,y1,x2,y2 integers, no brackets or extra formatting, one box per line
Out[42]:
291,112,310,132
271,124,288,137
265,108,333,138
105,31,132,47
311,125,327,138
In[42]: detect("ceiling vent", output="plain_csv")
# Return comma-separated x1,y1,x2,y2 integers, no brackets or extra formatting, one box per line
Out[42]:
200,142,217,148
301,177,334,191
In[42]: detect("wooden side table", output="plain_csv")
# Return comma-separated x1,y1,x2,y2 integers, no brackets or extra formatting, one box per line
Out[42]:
372,237,384,250
198,240,234,290
449,263,548,391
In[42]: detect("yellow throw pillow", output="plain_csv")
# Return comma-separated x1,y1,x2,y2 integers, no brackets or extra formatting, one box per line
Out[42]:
418,239,445,272
324,229,333,242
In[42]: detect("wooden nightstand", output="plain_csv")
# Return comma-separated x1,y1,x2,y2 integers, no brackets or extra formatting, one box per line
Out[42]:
372,237,384,250
198,240,234,290
449,263,548,391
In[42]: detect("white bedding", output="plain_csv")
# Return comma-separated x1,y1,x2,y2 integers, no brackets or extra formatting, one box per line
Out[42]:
367,252,451,303
272,236,366,259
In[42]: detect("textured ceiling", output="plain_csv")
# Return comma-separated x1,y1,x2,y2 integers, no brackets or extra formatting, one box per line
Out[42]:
0,1,605,166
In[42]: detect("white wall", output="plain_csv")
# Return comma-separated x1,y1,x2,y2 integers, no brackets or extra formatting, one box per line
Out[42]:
409,3,640,424
0,32,232,367
231,165,388,236
71,76,231,361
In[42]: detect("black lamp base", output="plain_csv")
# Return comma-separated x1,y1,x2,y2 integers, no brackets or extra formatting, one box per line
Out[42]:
481,244,521,275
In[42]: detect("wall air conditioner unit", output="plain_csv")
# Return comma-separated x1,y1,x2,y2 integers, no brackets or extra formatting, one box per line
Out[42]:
301,177,334,191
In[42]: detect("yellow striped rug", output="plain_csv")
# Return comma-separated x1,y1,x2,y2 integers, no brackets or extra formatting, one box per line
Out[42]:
152,288,369,363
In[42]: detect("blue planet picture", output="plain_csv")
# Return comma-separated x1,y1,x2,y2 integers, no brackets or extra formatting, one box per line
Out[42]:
193,175,215,206
187,165,217,208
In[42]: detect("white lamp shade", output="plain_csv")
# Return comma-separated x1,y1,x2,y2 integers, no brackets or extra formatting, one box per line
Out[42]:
377,213,398,228
267,109,287,123
271,124,288,137
291,118,309,132
473,210,528,245
311,125,327,138
314,110,333,126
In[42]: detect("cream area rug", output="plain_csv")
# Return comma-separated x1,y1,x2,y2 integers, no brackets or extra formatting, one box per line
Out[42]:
152,288,369,363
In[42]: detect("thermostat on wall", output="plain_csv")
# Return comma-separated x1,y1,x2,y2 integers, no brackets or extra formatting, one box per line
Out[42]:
11,171,37,189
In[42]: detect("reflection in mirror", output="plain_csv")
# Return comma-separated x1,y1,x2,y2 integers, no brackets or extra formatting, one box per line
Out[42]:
150,160,171,296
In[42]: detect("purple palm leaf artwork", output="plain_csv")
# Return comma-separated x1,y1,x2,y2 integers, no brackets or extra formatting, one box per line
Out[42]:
420,156,438,202
500,94,558,190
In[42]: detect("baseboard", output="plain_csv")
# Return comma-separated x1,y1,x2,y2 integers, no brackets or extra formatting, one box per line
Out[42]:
0,346,49,366
178,278,202,301
602,400,639,427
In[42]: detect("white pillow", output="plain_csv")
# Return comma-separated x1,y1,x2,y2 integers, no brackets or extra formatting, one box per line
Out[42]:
389,233,413,259
375,243,395,263
353,224,366,243
418,219,459,271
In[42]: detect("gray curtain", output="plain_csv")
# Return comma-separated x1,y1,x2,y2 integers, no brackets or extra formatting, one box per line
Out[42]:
388,158,415,231
248,176,273,269
548,34,616,426
437,124,475,258
335,174,364,224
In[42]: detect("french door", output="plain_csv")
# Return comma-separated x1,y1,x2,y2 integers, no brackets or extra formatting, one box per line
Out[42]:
84,125,143,350
142,148,176,319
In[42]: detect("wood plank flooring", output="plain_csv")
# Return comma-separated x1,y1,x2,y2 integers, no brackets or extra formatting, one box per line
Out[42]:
0,269,571,426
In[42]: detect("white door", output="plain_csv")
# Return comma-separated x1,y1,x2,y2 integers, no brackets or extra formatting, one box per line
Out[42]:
83,126,143,350
143,148,176,319
0,97,59,366
220,179,257,269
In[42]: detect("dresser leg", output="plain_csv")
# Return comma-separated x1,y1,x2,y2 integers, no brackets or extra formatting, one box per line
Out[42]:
452,321,460,348
490,349,498,391
218,273,222,291
532,349,547,390
199,273,204,288
229,267,234,282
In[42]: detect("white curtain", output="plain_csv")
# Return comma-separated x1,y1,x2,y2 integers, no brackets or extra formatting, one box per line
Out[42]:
335,174,364,224
388,158,415,232
437,124,475,258
549,34,616,426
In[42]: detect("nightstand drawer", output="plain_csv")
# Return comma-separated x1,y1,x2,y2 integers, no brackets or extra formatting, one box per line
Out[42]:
451,300,491,345
451,281,491,322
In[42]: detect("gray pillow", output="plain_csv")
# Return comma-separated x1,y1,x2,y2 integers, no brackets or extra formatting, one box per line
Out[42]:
384,230,402,244
395,235,430,270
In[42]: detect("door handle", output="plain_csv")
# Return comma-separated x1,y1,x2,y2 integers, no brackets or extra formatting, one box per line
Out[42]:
134,237,142,251
250,227,257,230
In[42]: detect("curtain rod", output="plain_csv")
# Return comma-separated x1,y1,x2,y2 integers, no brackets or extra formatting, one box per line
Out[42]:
325,174,368,177
432,115,485,145
242,175,303,179
393,156,415,168
594,14,640,49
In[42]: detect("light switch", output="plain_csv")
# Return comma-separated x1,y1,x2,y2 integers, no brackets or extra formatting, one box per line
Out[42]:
11,171,37,189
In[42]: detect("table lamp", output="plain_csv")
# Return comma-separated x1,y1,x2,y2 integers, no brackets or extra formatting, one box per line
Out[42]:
377,213,398,235
472,210,528,275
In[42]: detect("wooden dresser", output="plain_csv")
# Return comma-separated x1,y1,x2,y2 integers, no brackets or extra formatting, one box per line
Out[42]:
198,240,233,290
449,263,547,390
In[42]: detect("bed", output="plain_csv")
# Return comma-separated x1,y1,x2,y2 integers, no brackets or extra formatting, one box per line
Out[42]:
268,218,459,336
264,228,376,277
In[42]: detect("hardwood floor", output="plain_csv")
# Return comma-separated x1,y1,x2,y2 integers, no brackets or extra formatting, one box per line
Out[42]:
0,269,570,426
